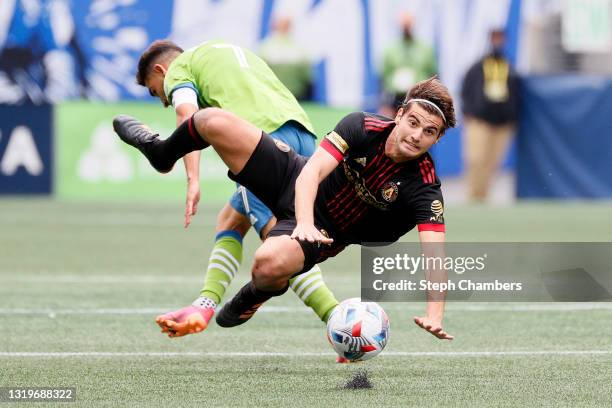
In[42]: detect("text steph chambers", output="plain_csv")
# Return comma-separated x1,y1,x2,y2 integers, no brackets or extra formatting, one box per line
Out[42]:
372,279,523,292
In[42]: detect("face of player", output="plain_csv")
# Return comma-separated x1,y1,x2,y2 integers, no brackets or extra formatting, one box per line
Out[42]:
389,104,444,161
145,64,170,108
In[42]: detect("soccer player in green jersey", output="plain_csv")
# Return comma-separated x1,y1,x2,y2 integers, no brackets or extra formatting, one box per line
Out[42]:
135,40,339,341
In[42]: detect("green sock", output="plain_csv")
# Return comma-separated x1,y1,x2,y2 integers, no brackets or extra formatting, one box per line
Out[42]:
289,266,339,323
200,231,243,304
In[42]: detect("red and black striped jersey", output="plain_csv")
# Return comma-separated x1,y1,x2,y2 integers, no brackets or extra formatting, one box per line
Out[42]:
316,112,445,245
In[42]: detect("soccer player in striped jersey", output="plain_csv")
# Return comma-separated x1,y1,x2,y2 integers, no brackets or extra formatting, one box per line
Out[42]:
114,76,457,341
134,40,338,341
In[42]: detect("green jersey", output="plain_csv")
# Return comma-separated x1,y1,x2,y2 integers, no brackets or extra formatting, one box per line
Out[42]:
164,40,315,135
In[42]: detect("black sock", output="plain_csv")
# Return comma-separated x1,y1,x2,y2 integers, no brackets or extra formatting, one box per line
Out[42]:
233,281,289,309
148,115,210,172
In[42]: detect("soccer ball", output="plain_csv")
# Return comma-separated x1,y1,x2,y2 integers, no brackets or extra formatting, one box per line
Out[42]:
326,298,389,362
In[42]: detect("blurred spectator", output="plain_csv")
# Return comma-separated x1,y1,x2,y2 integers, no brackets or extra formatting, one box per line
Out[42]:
259,16,312,101
379,13,437,116
0,0,79,105
461,29,520,202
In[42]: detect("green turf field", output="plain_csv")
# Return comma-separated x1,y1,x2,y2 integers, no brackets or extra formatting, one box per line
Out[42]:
1,199,612,407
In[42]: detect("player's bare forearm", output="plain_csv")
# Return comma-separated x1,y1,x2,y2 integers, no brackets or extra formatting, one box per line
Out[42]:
414,230,453,340
175,106,199,181
183,151,201,182
419,230,446,303
294,163,318,225
292,148,338,243
293,160,326,242
182,151,201,227
174,104,201,227
295,148,338,225
424,300,445,322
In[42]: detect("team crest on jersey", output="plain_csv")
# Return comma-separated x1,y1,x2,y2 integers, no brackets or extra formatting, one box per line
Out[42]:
381,181,399,203
274,139,291,152
430,200,444,222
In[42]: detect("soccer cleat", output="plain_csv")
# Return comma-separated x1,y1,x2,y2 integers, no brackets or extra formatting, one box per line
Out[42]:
215,297,264,328
336,356,351,364
112,114,173,173
155,305,215,338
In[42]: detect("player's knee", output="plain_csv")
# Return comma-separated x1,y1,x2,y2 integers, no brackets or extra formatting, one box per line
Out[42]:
195,108,232,137
252,247,287,282
252,236,304,287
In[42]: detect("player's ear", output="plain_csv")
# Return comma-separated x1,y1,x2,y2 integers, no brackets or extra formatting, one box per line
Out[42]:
394,107,404,124
153,64,167,75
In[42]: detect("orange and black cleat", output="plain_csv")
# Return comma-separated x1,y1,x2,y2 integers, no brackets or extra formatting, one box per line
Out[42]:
156,305,215,338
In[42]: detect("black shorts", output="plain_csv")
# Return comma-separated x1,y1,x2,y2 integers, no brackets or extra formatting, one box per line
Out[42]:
228,132,305,219
228,132,347,274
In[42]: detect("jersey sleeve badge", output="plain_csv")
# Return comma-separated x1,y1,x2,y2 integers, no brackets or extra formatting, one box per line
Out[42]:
429,200,444,222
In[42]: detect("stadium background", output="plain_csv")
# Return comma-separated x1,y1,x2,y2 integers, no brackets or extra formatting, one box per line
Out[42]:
2,0,611,199
1,1,612,407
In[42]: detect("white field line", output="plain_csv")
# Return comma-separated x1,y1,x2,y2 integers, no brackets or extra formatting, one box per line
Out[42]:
0,307,311,315
0,214,219,228
1,303,612,316
0,351,610,358
7,276,204,284
3,275,355,284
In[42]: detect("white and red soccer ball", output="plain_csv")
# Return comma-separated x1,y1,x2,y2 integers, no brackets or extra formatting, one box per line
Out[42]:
326,298,389,362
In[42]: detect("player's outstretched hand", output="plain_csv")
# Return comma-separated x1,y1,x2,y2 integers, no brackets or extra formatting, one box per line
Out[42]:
184,181,201,228
291,223,333,245
413,316,454,340
155,306,214,338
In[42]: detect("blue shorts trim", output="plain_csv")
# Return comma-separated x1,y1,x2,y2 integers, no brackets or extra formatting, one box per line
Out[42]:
215,230,243,243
